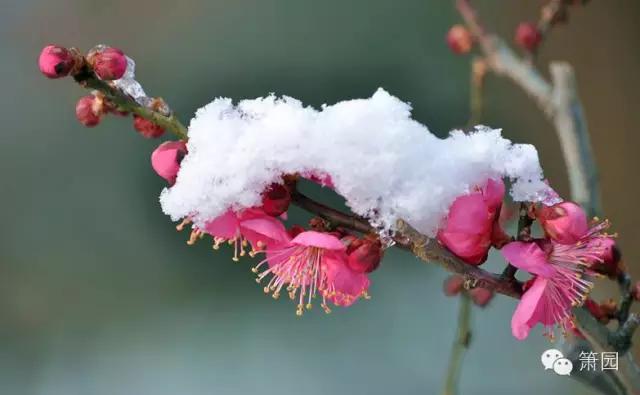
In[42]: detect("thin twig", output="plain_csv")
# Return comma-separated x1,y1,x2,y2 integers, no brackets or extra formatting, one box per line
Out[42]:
441,294,472,395
73,66,188,139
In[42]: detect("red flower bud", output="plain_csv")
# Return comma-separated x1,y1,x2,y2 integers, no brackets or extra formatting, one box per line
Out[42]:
88,47,127,80
75,95,104,127
347,238,382,273
261,183,291,216
39,45,76,79
443,275,464,297
515,22,542,51
446,25,473,54
584,298,605,321
469,287,493,307
151,141,187,185
133,115,165,138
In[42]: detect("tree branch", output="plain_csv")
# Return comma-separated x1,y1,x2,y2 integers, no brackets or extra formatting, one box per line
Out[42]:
456,0,601,216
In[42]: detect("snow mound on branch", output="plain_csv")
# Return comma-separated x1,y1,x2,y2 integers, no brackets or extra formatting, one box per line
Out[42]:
160,88,557,236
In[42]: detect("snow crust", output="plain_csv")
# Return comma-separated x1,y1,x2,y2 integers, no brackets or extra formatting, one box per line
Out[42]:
160,89,557,236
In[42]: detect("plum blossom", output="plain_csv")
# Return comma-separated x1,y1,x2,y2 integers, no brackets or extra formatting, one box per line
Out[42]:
176,208,289,261
252,231,370,315
502,216,612,340
437,178,508,265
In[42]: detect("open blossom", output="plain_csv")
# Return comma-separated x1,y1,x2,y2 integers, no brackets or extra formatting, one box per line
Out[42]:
537,202,589,244
437,178,507,265
253,231,370,315
502,216,611,340
176,208,289,262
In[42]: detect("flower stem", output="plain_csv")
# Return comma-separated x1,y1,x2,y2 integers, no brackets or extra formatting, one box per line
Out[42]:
441,294,472,395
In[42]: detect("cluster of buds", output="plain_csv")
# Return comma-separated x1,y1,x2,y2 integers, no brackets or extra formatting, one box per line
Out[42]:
38,44,164,138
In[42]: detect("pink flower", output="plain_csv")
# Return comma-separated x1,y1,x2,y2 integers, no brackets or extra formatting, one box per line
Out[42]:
151,141,187,185
537,202,589,244
176,208,289,261
202,208,289,261
253,231,370,315
502,234,610,340
437,178,506,265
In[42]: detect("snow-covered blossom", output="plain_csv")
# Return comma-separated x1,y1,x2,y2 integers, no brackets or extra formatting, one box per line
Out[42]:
160,89,558,237
437,178,507,265
253,231,370,315
537,202,589,244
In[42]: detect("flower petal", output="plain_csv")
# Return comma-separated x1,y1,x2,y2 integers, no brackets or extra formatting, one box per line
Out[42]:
501,241,555,278
511,277,548,340
241,216,290,248
291,231,346,250
203,210,240,239
483,178,505,211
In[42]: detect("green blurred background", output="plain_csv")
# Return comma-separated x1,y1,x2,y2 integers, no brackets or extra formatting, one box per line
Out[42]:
1,1,639,394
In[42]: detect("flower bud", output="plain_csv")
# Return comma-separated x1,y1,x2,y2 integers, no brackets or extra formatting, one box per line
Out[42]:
446,25,473,54
39,45,76,79
88,47,127,80
151,140,187,185
599,298,617,317
287,225,305,238
584,298,606,322
261,183,291,217
515,22,542,51
133,115,165,138
537,202,588,244
347,238,382,273
443,275,464,297
469,287,494,307
592,238,621,277
75,95,104,127
632,282,640,302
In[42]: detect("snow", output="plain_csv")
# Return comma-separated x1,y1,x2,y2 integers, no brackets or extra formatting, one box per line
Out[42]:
160,88,558,236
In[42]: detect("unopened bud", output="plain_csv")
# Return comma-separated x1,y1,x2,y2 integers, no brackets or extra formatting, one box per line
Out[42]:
75,95,104,127
443,275,465,297
470,287,494,307
133,115,165,138
88,47,127,80
347,238,382,273
151,140,187,185
261,183,291,217
38,45,77,79
446,25,473,54
515,22,542,51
